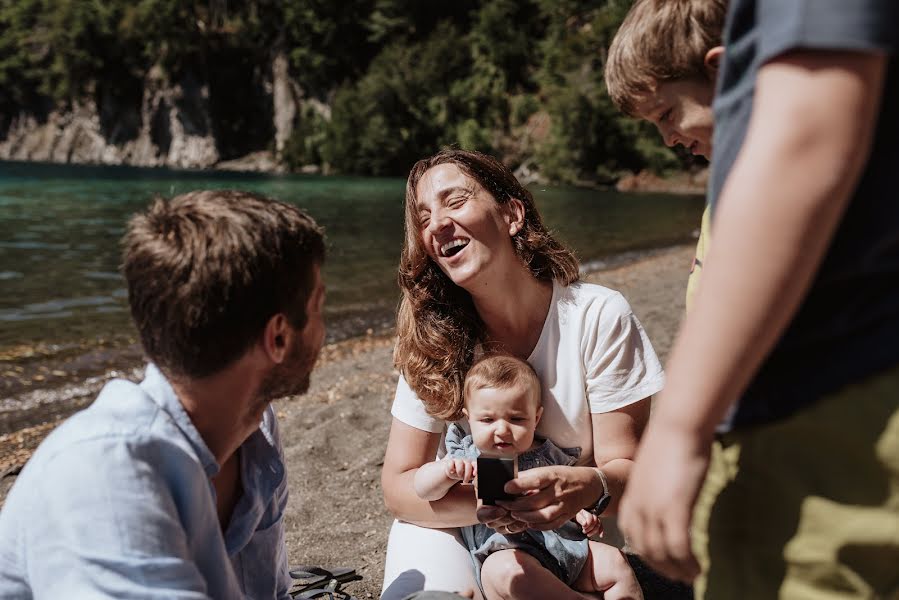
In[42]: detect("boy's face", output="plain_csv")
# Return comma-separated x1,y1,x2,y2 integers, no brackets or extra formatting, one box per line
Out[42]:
463,384,543,457
635,78,716,159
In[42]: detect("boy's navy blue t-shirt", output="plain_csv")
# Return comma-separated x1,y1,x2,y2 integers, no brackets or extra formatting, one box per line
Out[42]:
710,0,899,431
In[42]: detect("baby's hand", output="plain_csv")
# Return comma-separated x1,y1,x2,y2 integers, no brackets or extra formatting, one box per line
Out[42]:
444,458,476,484
576,509,604,538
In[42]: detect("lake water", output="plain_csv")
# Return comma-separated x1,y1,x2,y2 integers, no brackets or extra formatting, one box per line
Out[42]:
0,160,704,356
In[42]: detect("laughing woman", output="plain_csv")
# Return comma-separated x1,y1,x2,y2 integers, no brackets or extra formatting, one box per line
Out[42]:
381,150,665,599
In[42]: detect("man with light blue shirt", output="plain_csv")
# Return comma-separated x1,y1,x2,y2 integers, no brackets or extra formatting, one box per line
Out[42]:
0,190,327,599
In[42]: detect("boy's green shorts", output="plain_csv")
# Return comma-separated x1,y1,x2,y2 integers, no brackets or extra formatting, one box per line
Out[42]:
692,365,899,600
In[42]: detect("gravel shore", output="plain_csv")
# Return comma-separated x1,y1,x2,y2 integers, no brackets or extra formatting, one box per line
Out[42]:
0,244,694,599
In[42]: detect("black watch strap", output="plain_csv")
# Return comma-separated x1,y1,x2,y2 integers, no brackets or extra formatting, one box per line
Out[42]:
589,469,612,516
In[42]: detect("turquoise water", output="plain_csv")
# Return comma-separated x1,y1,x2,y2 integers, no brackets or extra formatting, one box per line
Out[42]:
0,160,704,353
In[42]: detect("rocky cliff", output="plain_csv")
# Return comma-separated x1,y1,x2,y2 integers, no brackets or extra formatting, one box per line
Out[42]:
0,56,297,172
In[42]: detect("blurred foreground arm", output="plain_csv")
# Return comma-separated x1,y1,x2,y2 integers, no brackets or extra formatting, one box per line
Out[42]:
620,50,887,582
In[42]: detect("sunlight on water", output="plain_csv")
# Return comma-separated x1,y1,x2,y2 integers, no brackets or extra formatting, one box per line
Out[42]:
0,161,703,350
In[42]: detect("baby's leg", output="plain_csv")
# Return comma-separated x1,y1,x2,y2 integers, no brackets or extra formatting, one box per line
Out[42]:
573,542,644,600
480,549,587,600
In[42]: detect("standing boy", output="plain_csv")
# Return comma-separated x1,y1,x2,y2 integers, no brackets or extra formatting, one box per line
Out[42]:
604,3,724,598
619,2,899,599
0,190,327,598
605,0,726,310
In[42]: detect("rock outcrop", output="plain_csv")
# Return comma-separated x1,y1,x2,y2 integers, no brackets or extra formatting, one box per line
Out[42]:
272,51,298,156
615,168,709,194
0,64,283,171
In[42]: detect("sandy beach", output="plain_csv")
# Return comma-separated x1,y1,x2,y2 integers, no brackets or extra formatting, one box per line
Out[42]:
0,243,693,599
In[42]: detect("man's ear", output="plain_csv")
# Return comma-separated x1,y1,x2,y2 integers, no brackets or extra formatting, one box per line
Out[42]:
705,46,725,76
262,313,292,364
506,198,526,236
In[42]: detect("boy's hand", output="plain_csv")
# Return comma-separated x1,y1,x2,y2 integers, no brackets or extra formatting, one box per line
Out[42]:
443,458,476,484
575,509,603,538
619,414,709,582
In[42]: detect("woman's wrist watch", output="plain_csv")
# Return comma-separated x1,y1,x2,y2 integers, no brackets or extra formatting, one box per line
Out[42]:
588,469,612,516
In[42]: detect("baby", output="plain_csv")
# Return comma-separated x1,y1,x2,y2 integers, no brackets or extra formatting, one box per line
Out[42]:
414,354,643,600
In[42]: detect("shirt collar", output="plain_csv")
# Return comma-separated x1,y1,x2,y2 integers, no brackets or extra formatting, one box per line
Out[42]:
140,363,220,478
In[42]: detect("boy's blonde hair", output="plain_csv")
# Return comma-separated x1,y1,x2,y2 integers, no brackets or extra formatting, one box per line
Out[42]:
463,354,541,407
605,0,727,116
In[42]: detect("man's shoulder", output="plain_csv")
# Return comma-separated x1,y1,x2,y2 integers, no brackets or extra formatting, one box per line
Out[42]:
25,377,196,478
0,376,220,598
42,379,150,439
0,378,208,543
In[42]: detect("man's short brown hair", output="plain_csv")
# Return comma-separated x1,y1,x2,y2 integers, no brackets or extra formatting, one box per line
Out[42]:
123,190,325,379
463,354,541,407
605,0,727,116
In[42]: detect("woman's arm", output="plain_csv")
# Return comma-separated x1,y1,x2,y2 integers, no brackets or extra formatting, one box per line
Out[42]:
500,397,650,530
381,418,479,528
590,396,650,515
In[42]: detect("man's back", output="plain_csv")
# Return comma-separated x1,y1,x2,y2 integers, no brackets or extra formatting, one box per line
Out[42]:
0,365,289,599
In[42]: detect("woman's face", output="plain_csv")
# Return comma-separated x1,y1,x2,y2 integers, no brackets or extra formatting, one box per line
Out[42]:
414,163,523,289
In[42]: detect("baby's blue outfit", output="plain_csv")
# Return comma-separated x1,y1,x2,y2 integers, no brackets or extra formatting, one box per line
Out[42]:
445,424,589,586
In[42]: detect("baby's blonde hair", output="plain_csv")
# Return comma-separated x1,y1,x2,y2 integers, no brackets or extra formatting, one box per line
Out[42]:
463,354,541,408
605,0,727,116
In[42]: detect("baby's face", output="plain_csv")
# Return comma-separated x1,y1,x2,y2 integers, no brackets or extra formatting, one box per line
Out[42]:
464,384,542,457
634,78,715,159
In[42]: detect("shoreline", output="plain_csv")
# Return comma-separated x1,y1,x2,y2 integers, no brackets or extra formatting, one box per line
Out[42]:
0,244,695,597
0,157,707,195
0,242,694,468
0,243,694,437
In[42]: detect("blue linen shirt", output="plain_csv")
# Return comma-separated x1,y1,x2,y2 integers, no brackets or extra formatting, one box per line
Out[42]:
0,364,292,599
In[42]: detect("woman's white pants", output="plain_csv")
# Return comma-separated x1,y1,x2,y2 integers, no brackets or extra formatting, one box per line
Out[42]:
380,520,484,600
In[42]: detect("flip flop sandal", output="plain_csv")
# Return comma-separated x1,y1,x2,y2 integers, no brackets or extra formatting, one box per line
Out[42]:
294,588,357,600
289,566,361,597
290,565,359,586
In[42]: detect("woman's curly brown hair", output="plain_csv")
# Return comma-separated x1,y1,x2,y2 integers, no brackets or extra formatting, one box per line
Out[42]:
395,149,580,420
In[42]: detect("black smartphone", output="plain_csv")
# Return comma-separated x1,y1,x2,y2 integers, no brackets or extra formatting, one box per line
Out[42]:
476,456,517,505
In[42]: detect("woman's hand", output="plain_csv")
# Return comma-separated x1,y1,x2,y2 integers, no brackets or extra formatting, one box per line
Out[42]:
476,504,528,534
496,465,601,531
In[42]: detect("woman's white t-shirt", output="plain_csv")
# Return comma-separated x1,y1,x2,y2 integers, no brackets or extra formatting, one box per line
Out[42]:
391,280,666,464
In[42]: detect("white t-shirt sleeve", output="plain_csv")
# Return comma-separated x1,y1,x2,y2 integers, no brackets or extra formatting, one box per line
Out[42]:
390,374,445,433
582,291,665,413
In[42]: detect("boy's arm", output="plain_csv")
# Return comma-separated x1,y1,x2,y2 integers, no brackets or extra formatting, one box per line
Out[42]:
413,458,474,501
619,49,887,582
